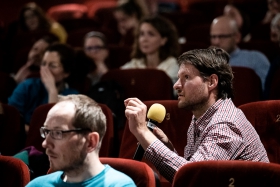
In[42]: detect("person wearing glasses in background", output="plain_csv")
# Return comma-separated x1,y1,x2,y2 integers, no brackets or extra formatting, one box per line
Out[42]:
210,16,270,93
8,43,78,133
84,31,109,86
26,94,136,187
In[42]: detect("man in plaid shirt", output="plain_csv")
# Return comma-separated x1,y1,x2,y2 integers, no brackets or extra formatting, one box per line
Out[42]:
124,47,269,183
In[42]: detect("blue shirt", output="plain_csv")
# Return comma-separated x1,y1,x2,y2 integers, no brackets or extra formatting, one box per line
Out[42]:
26,165,136,187
230,48,270,91
8,78,78,124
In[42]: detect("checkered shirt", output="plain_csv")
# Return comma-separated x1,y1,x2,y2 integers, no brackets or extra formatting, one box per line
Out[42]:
144,98,269,183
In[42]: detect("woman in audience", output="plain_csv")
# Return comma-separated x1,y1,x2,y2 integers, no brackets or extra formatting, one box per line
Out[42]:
16,2,67,43
262,0,280,24
8,43,78,132
13,35,58,83
121,15,180,84
223,4,252,42
114,0,148,46
84,31,109,85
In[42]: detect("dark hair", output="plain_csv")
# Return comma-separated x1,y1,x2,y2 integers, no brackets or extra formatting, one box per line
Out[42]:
132,15,180,61
19,2,51,31
46,43,75,74
114,0,144,20
40,34,59,45
178,47,234,100
58,94,106,150
84,31,107,48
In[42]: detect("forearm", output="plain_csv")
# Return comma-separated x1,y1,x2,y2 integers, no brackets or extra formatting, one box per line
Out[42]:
144,140,188,183
48,89,58,103
134,126,158,150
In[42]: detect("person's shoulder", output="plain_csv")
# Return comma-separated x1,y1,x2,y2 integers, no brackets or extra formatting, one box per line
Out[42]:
104,165,136,186
239,49,268,59
120,58,144,69
26,171,63,187
16,78,42,89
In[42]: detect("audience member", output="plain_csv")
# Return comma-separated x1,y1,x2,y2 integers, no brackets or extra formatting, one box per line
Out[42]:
264,13,280,98
121,15,180,84
124,47,269,183
270,13,280,43
114,0,148,46
26,94,136,187
12,2,67,43
262,0,280,24
223,4,252,42
210,16,270,91
12,35,58,84
84,31,109,85
8,43,78,132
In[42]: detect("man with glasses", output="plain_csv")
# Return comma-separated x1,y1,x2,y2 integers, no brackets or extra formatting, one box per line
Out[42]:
210,16,270,92
26,94,136,187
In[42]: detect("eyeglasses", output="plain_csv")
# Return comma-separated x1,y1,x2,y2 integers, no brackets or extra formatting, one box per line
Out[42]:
210,34,234,40
40,127,92,140
84,45,105,52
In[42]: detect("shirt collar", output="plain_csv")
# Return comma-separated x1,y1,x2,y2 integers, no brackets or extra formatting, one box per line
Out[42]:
230,47,240,57
192,98,225,134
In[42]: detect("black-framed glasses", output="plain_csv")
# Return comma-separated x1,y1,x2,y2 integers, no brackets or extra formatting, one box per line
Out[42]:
40,127,92,140
84,45,105,52
210,34,234,40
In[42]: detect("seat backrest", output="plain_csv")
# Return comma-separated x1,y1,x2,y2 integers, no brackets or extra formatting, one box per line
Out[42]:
0,72,17,103
0,155,30,187
101,69,174,101
238,100,280,164
25,103,114,157
119,100,192,187
0,103,23,155
172,160,280,187
47,3,88,21
100,157,156,187
231,66,262,106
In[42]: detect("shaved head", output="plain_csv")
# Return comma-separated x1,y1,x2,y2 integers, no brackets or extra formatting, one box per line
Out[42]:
210,16,241,53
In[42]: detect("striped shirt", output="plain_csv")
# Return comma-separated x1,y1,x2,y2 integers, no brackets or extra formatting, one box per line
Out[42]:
144,98,269,183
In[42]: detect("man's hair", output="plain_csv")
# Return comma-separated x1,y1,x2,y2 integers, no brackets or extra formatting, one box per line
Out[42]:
178,47,234,99
46,43,75,74
58,94,107,150
131,15,180,61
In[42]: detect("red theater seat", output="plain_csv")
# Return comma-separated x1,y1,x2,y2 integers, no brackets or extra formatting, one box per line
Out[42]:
239,100,280,164
101,69,174,101
0,156,30,187
172,160,280,187
0,103,23,155
47,3,88,21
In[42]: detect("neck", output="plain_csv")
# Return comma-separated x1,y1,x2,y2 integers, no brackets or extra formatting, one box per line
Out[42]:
55,81,66,93
145,53,161,68
64,155,104,183
192,95,217,119
94,62,108,76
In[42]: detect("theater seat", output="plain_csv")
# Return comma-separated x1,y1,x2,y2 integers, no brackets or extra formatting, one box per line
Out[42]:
0,103,23,155
119,100,193,187
101,69,174,101
239,100,280,164
231,66,262,106
47,3,88,21
25,102,114,157
0,155,30,187
172,160,280,187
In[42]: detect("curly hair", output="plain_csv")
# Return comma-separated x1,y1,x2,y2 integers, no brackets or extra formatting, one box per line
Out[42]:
178,47,234,99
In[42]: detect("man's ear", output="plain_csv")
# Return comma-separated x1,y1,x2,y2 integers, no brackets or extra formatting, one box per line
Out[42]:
87,132,100,152
235,31,241,44
208,74,218,91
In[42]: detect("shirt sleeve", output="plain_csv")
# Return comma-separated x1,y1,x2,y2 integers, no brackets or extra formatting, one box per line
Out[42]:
144,139,189,183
